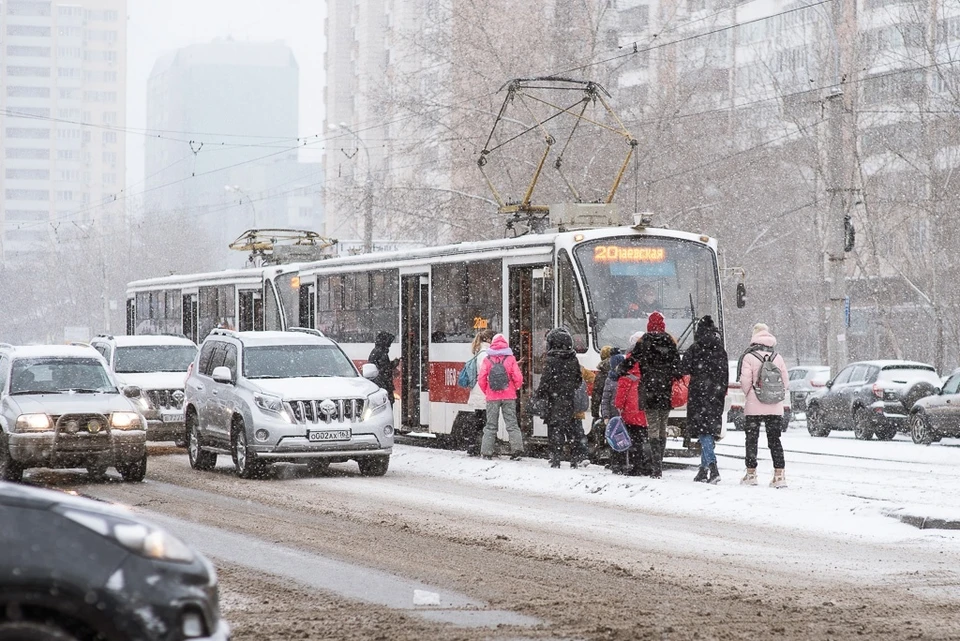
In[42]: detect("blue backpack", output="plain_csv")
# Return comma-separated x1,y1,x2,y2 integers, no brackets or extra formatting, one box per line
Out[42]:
605,416,632,452
457,352,482,389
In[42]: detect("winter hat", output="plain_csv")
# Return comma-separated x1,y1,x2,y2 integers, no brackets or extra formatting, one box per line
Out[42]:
546,327,573,350
608,353,626,381
600,345,614,360
695,315,718,342
752,323,769,336
647,311,666,333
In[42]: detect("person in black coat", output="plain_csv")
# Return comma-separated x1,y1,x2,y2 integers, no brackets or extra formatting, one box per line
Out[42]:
681,316,728,484
535,328,586,469
635,311,681,478
368,331,398,405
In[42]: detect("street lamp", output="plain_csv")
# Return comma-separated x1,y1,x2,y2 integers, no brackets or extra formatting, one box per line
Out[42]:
329,122,373,253
224,184,258,229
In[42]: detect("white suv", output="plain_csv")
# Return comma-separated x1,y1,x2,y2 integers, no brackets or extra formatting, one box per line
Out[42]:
90,334,197,446
183,330,394,479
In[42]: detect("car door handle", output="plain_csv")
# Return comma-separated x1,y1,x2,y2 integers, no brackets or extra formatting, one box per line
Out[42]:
212,390,219,396
195,384,204,391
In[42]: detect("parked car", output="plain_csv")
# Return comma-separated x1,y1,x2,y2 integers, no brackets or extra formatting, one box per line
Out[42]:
726,360,791,432
805,360,941,440
788,365,830,412
910,368,960,444
90,334,198,447
0,345,147,482
0,480,229,640
184,329,394,478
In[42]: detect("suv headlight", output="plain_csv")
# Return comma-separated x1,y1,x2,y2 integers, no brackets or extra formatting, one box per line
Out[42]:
16,413,51,432
60,509,195,563
254,393,289,422
362,390,389,421
111,412,142,430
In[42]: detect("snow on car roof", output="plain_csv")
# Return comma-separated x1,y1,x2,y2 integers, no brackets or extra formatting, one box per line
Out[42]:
109,335,197,348
8,345,102,360
212,330,334,347
855,360,935,370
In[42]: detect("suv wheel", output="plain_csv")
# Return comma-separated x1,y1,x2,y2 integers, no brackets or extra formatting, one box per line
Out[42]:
0,439,24,482
853,408,875,440
806,405,831,437
0,621,78,641
232,420,265,479
875,425,897,441
86,464,109,479
187,411,217,471
911,413,934,445
117,454,147,482
357,455,390,477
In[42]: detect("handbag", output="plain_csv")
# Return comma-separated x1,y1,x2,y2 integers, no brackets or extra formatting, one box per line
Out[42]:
605,417,632,452
671,375,691,409
574,380,590,414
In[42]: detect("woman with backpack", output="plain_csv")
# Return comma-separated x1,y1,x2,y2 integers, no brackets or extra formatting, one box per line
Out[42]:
636,312,682,479
614,354,648,476
465,329,495,456
477,333,525,460
738,323,791,488
535,328,587,468
680,316,728,484
602,352,626,473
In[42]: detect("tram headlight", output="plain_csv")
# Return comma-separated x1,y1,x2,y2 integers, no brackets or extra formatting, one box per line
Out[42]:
362,390,389,421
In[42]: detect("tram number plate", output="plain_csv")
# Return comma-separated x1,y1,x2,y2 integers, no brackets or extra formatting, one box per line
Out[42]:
161,412,183,423
308,429,351,442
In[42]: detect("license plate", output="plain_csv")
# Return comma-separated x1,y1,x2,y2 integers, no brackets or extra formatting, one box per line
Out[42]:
161,412,183,423
308,429,351,442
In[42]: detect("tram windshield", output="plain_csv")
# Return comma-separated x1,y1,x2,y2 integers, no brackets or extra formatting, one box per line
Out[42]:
573,236,721,351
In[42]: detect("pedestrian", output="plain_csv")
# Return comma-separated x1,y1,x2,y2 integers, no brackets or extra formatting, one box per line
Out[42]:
477,333,525,460
614,354,648,476
635,311,681,479
680,316,728,484
465,329,495,456
368,331,398,405
534,328,587,469
591,346,614,421
737,323,790,488
602,353,626,473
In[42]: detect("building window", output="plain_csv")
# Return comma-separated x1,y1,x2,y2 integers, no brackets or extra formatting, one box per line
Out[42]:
5,127,50,139
7,148,50,160
6,189,50,200
5,168,50,180
102,111,118,124
57,27,82,38
7,86,51,98
59,88,79,100
56,150,80,161
102,151,118,163
102,131,118,144
6,66,50,77
102,173,117,185
6,2,52,17
6,45,51,57
5,210,47,222
56,191,74,202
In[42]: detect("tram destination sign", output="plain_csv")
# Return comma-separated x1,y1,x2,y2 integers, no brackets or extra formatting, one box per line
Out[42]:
592,245,666,264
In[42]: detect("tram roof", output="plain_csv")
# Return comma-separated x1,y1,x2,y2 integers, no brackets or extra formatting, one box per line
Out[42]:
126,264,297,293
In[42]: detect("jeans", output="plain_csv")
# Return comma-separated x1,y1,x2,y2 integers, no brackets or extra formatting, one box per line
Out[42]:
481,400,524,456
744,415,785,469
548,419,588,464
699,434,716,467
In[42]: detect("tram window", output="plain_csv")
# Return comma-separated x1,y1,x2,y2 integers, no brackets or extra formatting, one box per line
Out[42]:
431,260,501,343
263,279,282,331
274,274,300,331
315,270,398,343
557,251,588,353
317,278,330,312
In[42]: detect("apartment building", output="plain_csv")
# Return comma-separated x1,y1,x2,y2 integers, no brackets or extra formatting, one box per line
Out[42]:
0,0,126,260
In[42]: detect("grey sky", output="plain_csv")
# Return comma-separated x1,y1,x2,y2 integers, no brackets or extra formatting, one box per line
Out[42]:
126,0,325,192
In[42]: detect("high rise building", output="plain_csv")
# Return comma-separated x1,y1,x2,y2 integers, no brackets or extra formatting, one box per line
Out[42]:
144,39,323,262
0,0,127,261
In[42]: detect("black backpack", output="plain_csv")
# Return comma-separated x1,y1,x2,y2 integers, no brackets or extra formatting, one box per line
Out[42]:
487,356,509,391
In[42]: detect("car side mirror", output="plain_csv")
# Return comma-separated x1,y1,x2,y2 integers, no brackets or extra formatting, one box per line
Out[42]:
123,385,141,398
362,363,379,380
212,366,233,384
825,379,834,388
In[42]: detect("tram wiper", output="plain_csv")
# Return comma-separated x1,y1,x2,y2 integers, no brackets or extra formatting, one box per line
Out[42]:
676,293,699,347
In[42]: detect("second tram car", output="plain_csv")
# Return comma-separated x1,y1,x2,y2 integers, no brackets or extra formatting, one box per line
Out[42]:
126,225,726,449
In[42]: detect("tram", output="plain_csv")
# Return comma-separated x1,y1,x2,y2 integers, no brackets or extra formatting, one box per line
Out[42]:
126,220,726,448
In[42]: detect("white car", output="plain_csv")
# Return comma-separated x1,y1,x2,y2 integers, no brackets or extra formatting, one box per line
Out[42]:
90,334,197,446
727,359,792,431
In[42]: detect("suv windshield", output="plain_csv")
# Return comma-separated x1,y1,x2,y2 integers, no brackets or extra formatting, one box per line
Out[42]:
115,346,197,373
10,358,116,394
243,345,357,379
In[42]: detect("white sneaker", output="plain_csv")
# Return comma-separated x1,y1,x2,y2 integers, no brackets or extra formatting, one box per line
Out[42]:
770,471,787,488
741,470,758,486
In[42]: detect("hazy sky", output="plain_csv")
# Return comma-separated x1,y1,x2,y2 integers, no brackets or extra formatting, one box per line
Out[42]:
126,0,325,191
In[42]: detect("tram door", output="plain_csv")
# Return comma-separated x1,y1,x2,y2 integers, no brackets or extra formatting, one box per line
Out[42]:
400,274,430,429
509,265,554,438
182,294,199,344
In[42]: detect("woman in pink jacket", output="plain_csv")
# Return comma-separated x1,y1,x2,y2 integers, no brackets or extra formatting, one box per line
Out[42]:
477,333,525,459
737,323,791,488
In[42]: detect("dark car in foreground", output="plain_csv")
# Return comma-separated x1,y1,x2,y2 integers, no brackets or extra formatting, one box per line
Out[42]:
910,369,960,444
806,360,940,439
0,481,229,641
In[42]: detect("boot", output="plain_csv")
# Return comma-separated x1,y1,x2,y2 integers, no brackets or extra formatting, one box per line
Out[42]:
693,467,708,482
770,469,787,488
707,462,720,485
741,468,758,486
649,439,663,478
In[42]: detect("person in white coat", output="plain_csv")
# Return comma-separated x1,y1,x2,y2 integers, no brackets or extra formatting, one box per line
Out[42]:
465,329,495,456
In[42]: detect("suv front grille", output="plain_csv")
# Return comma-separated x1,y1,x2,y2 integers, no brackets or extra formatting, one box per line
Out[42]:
53,413,111,451
286,399,364,424
147,389,184,410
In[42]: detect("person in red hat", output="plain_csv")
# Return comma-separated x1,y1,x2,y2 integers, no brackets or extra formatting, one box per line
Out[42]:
634,311,682,478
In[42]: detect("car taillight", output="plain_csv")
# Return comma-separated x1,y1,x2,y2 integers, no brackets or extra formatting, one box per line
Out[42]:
186,363,194,378
872,383,883,398
811,380,825,387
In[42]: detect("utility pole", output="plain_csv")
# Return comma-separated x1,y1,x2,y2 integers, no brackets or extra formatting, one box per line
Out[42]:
331,123,374,253
825,0,857,372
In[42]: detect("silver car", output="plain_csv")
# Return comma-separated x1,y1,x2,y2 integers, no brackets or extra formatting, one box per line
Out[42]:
788,365,830,413
183,330,394,479
0,345,147,482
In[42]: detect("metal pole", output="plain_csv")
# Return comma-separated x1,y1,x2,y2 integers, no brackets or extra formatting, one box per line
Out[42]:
340,124,373,253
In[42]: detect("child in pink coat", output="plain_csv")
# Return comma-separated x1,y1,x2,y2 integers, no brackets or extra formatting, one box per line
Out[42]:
477,333,525,459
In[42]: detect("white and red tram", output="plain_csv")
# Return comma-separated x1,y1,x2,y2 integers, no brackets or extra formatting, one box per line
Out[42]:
126,224,726,448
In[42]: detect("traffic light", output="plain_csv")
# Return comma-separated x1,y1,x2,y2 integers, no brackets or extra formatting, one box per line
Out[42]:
736,283,746,309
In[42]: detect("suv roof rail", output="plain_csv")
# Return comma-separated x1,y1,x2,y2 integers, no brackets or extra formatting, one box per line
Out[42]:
209,328,238,337
0,342,14,351
95,333,114,340
288,327,325,337
68,342,92,347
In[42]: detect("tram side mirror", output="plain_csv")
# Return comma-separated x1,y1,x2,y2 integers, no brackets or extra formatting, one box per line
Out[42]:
736,283,746,309
362,363,379,380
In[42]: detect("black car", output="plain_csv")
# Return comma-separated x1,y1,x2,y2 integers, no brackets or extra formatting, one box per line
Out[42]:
910,369,960,444
806,360,941,440
0,482,229,641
